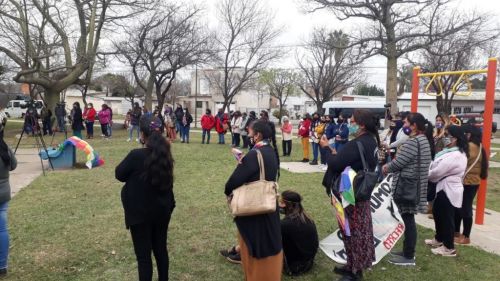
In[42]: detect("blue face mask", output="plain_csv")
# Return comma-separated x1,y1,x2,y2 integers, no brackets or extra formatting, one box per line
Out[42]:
349,124,359,135
402,126,412,136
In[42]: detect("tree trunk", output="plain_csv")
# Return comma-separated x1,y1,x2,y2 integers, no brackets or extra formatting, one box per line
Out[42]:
145,75,154,110
436,94,445,115
316,101,323,114
278,99,283,125
44,89,61,111
386,54,398,116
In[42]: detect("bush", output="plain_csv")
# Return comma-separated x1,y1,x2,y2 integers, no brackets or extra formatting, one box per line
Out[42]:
272,109,290,120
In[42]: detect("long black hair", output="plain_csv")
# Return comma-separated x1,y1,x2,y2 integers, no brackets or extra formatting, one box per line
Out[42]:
407,112,436,158
352,109,380,146
281,190,314,224
463,125,488,179
0,134,10,166
140,116,174,191
447,125,469,158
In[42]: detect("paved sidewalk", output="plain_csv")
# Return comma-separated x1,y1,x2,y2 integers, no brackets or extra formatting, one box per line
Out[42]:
416,208,500,256
280,162,325,173
10,148,46,197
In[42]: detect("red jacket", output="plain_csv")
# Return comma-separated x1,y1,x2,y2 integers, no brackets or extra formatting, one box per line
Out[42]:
83,107,96,122
201,114,215,130
215,113,229,134
298,119,311,137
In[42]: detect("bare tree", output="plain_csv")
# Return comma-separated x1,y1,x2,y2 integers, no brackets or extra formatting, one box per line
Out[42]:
296,28,362,113
413,15,499,115
306,0,487,115
207,0,282,112
0,0,152,110
260,69,298,123
115,3,212,111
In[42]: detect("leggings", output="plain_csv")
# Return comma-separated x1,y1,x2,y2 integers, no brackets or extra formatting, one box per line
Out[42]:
454,185,479,238
130,219,171,281
433,191,456,249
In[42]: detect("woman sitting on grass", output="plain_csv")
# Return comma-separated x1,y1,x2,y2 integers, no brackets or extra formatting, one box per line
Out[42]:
115,116,175,281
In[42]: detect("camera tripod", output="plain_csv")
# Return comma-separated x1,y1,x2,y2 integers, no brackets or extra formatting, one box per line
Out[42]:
14,113,54,175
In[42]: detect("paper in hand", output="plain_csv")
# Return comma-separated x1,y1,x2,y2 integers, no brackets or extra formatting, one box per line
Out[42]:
231,148,243,162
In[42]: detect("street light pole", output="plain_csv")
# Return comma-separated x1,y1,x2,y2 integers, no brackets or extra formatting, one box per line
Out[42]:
194,65,198,128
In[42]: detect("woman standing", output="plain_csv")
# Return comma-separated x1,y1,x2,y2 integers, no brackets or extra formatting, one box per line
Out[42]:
201,109,215,144
181,108,193,143
225,120,282,281
215,109,229,144
98,104,111,139
309,113,321,165
70,102,85,139
83,103,96,139
425,125,468,257
231,111,243,147
281,116,293,156
454,125,487,245
320,109,379,281
298,114,311,163
0,128,17,278
382,113,433,266
334,114,349,152
428,114,449,217
128,103,142,142
240,113,249,148
115,116,175,281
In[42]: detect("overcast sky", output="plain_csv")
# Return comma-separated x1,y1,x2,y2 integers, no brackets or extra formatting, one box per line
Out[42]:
104,0,500,90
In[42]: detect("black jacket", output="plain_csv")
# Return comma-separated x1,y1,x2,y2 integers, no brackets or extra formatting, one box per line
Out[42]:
225,145,282,258
71,108,85,131
322,133,378,195
175,108,184,121
282,216,318,267
116,148,175,228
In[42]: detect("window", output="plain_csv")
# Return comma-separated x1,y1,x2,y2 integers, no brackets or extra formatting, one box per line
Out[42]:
494,108,500,114
13,102,20,108
196,101,203,108
453,107,462,114
293,105,301,111
463,107,473,114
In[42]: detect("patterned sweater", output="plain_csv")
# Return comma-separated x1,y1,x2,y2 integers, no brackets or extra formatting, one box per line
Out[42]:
387,134,432,214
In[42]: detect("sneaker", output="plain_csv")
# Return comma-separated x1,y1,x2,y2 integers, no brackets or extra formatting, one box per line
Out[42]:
219,246,237,258
309,160,318,165
0,267,7,277
455,236,471,245
424,238,443,247
126,138,131,142
136,138,139,142
322,165,328,171
226,252,241,264
318,164,325,169
431,245,457,257
390,250,416,260
300,158,309,163
388,255,416,266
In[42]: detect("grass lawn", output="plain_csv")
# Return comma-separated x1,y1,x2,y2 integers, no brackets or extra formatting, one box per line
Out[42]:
5,123,500,280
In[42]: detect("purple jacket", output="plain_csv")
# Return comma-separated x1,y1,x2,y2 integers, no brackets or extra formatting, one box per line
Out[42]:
98,109,111,124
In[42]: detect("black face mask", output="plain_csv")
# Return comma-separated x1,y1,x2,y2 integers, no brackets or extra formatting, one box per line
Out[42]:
206,112,210,115
279,207,286,215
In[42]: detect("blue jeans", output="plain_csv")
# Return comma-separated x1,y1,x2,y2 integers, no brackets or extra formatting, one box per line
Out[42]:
181,126,190,142
129,125,140,140
108,123,112,137
85,121,94,137
202,129,211,143
312,142,319,161
0,202,9,269
218,133,225,144
175,121,182,134
57,117,65,132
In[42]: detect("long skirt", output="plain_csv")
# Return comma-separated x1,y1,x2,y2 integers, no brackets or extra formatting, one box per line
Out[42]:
238,233,283,281
343,200,375,274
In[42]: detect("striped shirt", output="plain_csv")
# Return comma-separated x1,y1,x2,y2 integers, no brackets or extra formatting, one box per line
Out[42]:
387,134,432,214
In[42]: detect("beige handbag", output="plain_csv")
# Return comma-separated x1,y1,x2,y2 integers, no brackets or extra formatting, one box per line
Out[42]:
229,150,279,217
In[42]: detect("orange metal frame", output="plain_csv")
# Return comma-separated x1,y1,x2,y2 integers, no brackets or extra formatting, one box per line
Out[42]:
410,58,498,225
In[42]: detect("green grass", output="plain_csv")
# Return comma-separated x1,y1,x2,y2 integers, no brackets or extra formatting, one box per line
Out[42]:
5,125,500,280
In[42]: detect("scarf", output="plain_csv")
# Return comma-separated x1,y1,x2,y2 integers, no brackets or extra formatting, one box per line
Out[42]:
435,146,460,159
252,140,269,150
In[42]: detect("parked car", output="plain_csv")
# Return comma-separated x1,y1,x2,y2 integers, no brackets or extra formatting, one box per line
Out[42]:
454,113,497,133
4,99,44,118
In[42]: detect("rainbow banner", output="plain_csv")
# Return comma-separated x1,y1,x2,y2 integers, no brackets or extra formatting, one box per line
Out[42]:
59,136,105,169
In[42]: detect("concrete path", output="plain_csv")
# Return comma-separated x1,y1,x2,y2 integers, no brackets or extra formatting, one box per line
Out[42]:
280,162,325,173
416,208,500,256
10,148,46,197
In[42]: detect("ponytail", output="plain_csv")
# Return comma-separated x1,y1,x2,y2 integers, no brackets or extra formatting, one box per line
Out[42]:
480,147,488,179
424,119,436,159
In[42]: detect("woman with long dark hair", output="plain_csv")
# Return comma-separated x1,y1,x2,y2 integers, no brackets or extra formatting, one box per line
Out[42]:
115,116,175,281
382,112,433,266
70,102,85,139
454,125,487,245
427,113,449,217
0,126,17,278
320,109,379,281
425,125,468,257
280,190,318,276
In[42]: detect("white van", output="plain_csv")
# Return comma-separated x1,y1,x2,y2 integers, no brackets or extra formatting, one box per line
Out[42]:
4,99,44,118
323,100,388,128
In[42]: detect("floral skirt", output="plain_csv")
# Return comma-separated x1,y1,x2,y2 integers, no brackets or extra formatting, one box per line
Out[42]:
343,200,375,273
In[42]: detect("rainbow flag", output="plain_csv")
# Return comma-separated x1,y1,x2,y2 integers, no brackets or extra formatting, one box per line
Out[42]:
59,136,105,169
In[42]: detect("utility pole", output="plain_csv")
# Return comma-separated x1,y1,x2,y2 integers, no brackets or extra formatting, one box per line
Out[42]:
194,65,198,128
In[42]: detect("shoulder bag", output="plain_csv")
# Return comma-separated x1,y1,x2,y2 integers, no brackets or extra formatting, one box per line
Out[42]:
394,138,421,205
353,141,379,202
229,150,279,216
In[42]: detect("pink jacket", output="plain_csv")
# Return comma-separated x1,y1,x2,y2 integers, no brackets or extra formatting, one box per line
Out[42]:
98,109,111,124
428,149,467,208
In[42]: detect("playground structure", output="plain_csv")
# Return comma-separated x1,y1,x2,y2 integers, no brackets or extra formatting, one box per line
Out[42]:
39,136,105,169
411,58,497,225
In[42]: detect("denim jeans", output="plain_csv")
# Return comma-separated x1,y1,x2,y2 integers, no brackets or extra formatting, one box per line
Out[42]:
202,129,211,143
107,123,112,137
0,202,9,269
181,126,190,142
85,121,94,137
57,117,65,132
218,133,225,144
311,142,319,161
232,133,241,147
129,125,140,140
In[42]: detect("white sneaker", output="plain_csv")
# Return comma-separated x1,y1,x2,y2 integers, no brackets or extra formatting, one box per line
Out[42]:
431,245,457,257
318,164,325,169
127,138,131,142
322,166,328,171
136,138,139,142
424,238,443,247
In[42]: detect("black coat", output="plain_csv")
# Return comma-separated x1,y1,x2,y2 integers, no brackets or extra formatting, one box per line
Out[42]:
322,133,378,195
225,145,282,258
115,148,175,228
71,108,84,131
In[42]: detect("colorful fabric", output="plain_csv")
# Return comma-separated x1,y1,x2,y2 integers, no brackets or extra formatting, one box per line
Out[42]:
331,196,350,237
339,167,357,207
59,136,104,169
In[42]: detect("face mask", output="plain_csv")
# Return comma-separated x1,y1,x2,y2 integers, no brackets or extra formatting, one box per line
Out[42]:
337,119,343,124
435,122,443,129
349,124,359,135
389,125,396,130
443,136,453,147
279,207,286,215
402,126,412,136
206,112,209,115
395,120,403,127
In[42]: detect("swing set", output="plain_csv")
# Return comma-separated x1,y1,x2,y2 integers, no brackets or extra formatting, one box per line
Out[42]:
410,58,497,225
